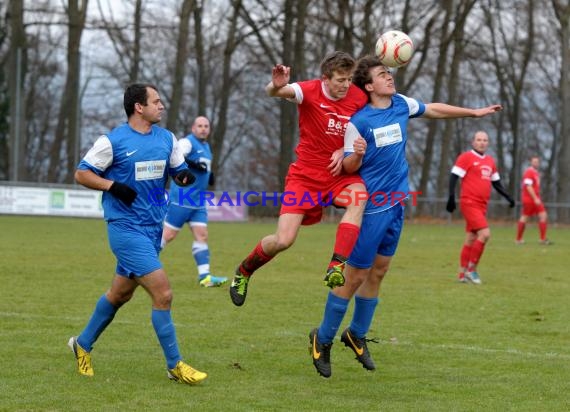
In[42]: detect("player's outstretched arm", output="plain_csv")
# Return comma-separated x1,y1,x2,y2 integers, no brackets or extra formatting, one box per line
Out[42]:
424,103,503,119
265,64,295,98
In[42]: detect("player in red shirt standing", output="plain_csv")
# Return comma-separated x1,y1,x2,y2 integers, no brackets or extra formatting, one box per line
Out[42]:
229,52,369,306
516,156,551,244
446,131,515,284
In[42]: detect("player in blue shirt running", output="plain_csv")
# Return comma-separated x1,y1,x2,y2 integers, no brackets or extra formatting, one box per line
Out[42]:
68,83,207,385
309,56,503,378
161,116,227,287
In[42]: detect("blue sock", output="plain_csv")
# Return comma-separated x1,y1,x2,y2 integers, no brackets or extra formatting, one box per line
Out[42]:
77,294,118,351
349,295,379,338
192,241,210,279
152,309,181,369
317,292,349,344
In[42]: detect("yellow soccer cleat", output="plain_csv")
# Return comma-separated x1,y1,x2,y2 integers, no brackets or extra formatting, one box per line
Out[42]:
323,263,346,289
68,336,94,377
167,361,207,385
199,274,228,287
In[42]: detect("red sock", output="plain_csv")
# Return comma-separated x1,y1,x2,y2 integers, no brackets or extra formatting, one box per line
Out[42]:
467,240,486,271
516,222,526,241
328,222,360,270
539,221,547,240
238,241,273,277
460,244,472,271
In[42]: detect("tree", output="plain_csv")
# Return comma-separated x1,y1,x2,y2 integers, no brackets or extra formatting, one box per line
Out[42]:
209,0,243,182
0,0,11,180
166,0,193,132
482,0,535,197
95,0,143,84
416,0,459,206
553,0,570,221
6,0,27,181
47,0,88,183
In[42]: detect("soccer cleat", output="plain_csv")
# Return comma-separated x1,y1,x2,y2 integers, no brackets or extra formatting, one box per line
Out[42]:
68,336,94,377
167,360,207,385
229,270,250,306
308,328,332,378
199,274,228,287
457,272,467,283
515,239,525,245
340,328,376,371
539,239,552,245
323,264,345,289
465,271,482,285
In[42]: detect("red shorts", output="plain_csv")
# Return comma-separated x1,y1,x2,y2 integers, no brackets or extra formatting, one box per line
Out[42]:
460,201,488,232
522,201,546,216
280,162,364,226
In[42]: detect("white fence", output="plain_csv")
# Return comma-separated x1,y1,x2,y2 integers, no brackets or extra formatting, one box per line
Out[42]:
0,183,247,221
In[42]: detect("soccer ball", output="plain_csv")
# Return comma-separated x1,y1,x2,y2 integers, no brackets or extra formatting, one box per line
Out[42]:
375,30,414,68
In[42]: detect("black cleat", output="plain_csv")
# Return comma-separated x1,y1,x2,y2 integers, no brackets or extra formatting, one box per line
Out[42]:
340,328,376,371
229,269,250,306
309,328,332,378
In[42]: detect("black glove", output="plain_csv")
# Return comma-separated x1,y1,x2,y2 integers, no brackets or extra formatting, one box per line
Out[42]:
208,172,215,187
507,196,515,208
186,159,208,172
173,169,196,186
108,182,137,206
446,195,456,213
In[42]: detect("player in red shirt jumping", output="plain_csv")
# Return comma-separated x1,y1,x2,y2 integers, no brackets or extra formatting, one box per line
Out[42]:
229,51,369,306
446,131,515,284
516,156,551,244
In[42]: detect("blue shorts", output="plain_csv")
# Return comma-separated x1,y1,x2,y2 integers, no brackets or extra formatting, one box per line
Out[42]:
164,203,208,230
348,204,405,269
107,221,163,277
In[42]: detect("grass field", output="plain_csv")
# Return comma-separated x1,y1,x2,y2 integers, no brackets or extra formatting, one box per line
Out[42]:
0,215,568,411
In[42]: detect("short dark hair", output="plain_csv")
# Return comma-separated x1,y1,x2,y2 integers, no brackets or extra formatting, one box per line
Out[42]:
123,83,158,118
320,51,356,78
352,55,384,92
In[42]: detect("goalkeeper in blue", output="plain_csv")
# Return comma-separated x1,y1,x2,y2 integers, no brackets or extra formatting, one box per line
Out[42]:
309,56,503,377
161,116,227,287
69,83,207,385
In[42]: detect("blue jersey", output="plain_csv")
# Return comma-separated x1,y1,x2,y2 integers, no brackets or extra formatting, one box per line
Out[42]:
345,93,425,214
169,134,212,208
78,123,187,225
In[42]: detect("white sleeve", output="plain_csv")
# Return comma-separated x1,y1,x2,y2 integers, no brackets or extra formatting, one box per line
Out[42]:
177,138,192,157
523,178,533,186
170,133,186,168
288,83,303,104
451,165,466,177
83,135,113,171
399,94,421,116
344,122,361,153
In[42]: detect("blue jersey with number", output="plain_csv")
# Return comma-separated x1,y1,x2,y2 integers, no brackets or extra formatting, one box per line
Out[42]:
345,93,425,214
169,134,213,209
77,123,187,225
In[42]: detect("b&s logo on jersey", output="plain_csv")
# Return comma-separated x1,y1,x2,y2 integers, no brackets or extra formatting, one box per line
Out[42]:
325,113,351,137
135,160,166,181
480,165,493,180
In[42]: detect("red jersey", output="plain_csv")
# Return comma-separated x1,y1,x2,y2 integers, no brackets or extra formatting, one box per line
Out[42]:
291,80,367,169
452,150,500,206
521,166,541,203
